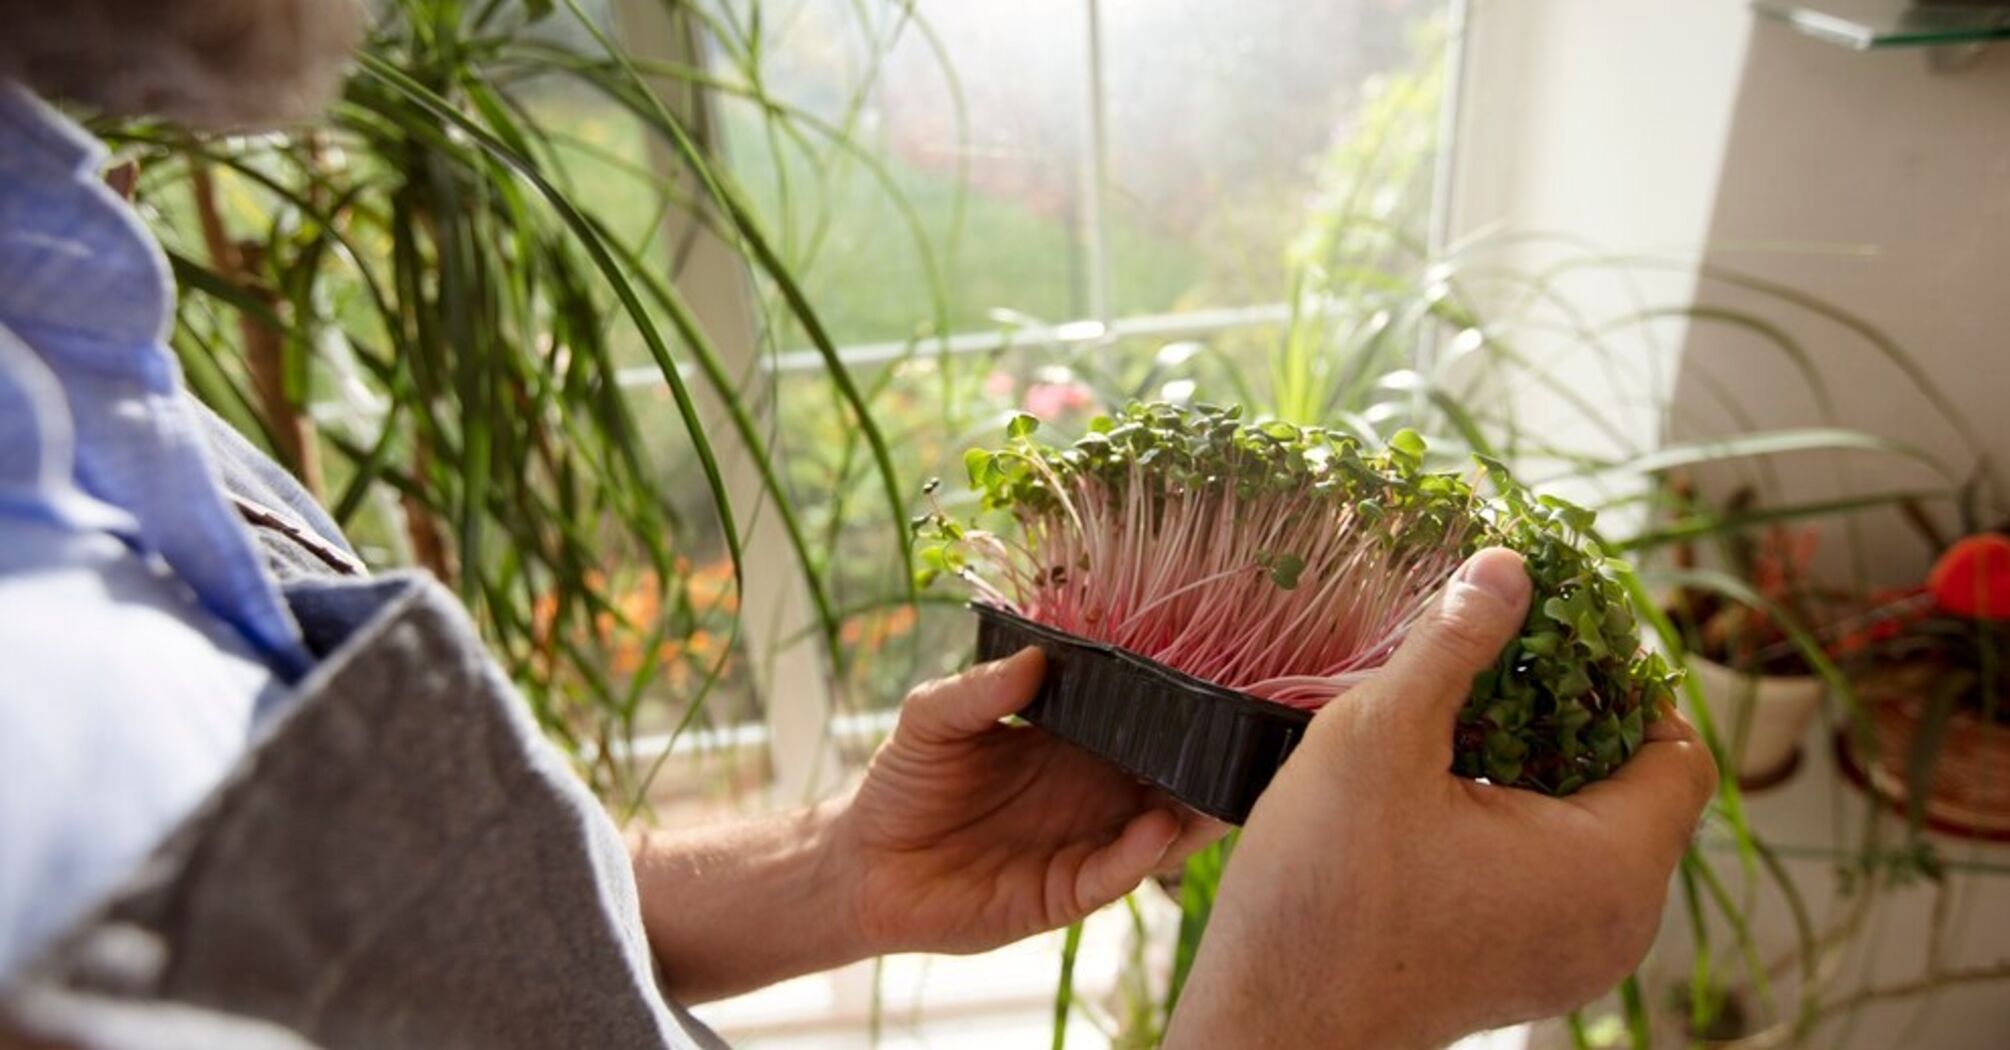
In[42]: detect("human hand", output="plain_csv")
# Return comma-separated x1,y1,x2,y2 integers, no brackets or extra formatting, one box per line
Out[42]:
832,649,1228,956
630,647,1224,1003
1167,547,1719,1049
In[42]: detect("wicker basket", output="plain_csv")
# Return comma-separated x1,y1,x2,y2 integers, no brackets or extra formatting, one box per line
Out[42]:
1842,660,2010,840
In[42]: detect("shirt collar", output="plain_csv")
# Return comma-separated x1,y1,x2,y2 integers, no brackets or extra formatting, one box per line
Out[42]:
0,80,313,680
0,81,106,180
0,80,172,355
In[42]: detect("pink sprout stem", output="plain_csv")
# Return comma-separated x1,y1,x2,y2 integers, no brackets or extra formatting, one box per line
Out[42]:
973,471,1471,710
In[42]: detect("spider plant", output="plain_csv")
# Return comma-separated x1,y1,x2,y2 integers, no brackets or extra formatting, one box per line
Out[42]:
104,0,939,805
1132,228,2003,1047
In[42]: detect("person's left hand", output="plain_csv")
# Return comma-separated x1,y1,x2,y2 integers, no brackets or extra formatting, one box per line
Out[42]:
832,647,1227,956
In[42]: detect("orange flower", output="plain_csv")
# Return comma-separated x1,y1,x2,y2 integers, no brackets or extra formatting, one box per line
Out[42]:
531,591,559,643
611,635,645,676
685,558,739,613
840,605,920,652
614,572,662,628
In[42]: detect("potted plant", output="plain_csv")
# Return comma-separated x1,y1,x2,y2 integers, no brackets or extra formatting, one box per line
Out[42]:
1840,531,2010,838
918,402,1680,820
1662,496,1837,789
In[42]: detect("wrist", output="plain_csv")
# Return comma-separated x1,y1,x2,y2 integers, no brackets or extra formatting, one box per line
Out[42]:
800,795,875,962
630,796,871,1003
1166,819,1454,1049
1169,953,1439,1050
817,792,904,959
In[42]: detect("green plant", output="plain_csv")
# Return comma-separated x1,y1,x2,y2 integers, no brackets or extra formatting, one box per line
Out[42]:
107,0,940,804
1662,485,1834,677
923,402,1679,795
99,0,2010,1042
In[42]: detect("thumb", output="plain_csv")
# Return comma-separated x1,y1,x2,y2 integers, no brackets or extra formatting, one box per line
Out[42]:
898,646,1047,744
1363,547,1531,763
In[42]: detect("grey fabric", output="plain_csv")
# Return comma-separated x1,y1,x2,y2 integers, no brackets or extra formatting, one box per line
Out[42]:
1,573,725,1050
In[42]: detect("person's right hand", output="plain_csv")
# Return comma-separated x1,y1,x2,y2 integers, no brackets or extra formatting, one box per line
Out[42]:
1166,547,1719,1049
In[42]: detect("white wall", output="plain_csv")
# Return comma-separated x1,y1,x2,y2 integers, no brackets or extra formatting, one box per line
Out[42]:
1678,18,2010,585
1447,0,1754,506
1451,0,1753,257
1451,5,2010,1045
1453,0,2010,585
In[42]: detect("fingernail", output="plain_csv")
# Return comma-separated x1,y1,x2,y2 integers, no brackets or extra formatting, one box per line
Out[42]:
1455,548,1530,605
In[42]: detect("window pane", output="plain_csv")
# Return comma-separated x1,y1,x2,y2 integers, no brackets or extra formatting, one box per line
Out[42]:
707,0,1093,345
1102,0,1448,316
708,0,1448,343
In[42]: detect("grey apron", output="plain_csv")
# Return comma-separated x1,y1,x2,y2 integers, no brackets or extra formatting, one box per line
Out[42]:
1,404,726,1049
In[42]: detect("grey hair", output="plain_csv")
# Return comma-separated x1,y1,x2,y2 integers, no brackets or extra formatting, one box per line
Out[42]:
0,0,366,129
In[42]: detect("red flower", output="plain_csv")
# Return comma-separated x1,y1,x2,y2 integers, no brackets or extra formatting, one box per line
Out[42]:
1928,533,2010,620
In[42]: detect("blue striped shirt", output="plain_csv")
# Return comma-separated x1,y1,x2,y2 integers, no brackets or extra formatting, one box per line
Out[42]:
0,81,312,975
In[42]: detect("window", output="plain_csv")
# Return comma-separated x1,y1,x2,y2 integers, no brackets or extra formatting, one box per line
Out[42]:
707,0,1448,340
657,0,1453,730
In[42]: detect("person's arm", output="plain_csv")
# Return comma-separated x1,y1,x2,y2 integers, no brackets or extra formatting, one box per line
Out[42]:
626,802,857,1004
1165,548,1720,1048
630,649,1226,1004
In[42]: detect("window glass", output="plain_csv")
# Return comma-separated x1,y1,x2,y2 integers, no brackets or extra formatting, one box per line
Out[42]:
708,0,1093,345
708,0,1448,344
1101,0,1446,316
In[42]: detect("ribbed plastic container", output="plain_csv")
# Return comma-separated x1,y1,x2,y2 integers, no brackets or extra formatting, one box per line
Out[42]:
972,603,1313,824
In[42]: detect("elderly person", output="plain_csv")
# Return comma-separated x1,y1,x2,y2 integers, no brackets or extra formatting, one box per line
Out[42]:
0,2,1717,1048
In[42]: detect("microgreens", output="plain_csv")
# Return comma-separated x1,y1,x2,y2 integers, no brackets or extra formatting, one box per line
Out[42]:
920,402,1678,795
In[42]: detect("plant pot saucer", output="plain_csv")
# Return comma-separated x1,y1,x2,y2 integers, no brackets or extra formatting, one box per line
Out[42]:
972,603,1312,825
1833,732,2010,844
1736,744,1804,794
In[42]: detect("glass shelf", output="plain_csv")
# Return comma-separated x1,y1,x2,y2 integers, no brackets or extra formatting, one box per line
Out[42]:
1753,0,2010,49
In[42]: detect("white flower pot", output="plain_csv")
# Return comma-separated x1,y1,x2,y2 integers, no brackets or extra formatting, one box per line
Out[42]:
1684,655,1825,786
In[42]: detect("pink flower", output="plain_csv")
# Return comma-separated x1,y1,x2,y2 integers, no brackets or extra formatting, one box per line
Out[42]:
1023,381,1095,420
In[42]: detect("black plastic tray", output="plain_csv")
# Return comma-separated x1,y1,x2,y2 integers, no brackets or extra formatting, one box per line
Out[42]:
972,603,1313,824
